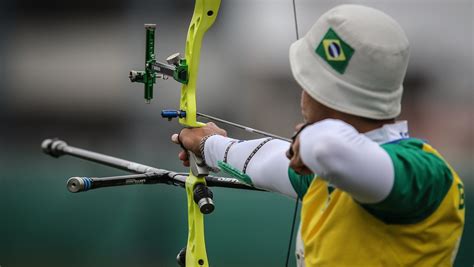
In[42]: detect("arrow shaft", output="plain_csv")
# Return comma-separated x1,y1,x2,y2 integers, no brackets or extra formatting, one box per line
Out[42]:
197,112,291,142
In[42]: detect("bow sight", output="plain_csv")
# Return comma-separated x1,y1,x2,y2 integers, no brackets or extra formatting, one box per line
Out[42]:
129,24,189,103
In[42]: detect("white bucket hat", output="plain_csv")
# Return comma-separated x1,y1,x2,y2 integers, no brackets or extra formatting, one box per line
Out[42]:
290,4,410,119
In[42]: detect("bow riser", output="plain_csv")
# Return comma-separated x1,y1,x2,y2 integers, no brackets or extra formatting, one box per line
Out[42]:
179,0,221,128
182,2,221,266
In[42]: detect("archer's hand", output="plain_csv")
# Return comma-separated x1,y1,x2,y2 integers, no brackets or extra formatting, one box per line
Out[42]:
171,122,227,167
286,123,313,175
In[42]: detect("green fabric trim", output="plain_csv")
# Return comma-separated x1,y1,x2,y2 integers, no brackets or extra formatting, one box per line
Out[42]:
217,161,253,186
288,168,316,200
362,139,453,224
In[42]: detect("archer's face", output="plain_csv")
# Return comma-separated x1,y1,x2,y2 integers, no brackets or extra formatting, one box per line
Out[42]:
300,90,331,124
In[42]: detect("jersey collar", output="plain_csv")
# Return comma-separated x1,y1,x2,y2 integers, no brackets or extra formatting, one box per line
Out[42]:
364,121,409,144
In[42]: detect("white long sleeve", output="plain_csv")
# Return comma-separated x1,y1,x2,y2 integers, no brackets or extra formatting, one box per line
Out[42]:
299,119,394,203
204,135,297,198
203,119,397,203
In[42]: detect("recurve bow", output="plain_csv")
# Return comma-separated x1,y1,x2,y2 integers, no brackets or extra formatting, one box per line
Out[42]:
129,1,221,266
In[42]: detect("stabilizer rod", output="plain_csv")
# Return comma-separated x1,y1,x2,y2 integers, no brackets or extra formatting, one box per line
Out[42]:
67,173,164,193
41,138,263,192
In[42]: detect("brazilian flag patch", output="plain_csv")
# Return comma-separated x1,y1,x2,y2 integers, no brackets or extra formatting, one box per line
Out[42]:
315,28,354,74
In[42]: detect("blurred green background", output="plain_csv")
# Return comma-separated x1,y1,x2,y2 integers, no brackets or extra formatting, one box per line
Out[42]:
0,0,472,266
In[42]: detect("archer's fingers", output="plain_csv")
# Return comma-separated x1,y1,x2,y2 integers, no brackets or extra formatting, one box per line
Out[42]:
205,122,228,137
171,133,180,144
287,136,300,160
286,148,294,159
294,123,306,132
289,155,312,175
178,150,189,161
178,151,190,167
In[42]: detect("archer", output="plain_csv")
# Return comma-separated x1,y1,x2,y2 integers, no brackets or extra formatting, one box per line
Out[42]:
172,5,465,266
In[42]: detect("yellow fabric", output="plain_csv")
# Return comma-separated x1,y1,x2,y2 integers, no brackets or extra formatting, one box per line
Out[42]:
300,145,465,266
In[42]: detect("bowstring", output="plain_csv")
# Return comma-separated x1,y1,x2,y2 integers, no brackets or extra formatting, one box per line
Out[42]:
285,1,300,267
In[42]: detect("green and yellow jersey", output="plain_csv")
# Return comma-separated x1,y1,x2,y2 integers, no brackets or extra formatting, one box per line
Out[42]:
290,138,465,266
